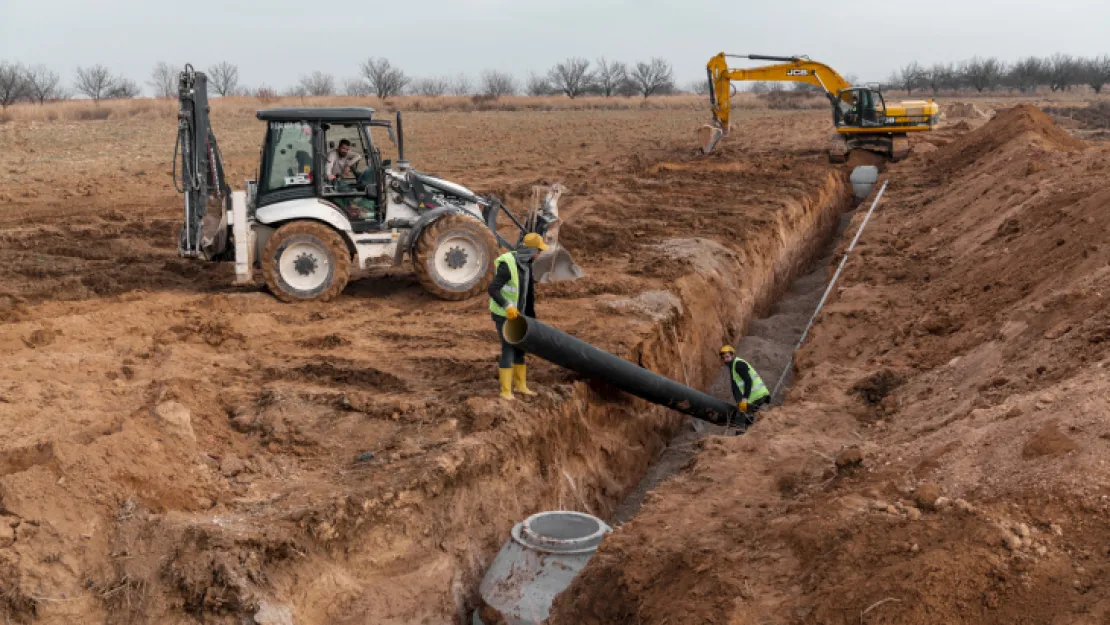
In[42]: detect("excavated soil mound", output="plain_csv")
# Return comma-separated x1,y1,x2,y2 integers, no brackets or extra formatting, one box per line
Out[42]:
945,101,988,119
934,104,1086,173
551,104,1110,625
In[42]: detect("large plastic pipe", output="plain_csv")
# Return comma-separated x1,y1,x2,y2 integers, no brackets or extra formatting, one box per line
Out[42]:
504,317,738,424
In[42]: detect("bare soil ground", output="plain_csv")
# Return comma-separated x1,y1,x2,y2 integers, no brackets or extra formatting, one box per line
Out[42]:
0,102,845,624
550,105,1110,625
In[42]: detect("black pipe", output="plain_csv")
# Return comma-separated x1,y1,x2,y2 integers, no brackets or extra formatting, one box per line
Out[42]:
504,316,739,425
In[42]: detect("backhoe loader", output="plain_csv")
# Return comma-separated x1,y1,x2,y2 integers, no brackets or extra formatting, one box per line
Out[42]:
173,64,580,303
700,53,939,162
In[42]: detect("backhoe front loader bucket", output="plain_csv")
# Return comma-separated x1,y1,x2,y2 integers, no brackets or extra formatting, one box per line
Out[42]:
698,123,725,154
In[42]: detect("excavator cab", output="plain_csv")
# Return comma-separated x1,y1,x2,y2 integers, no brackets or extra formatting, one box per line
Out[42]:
834,87,887,128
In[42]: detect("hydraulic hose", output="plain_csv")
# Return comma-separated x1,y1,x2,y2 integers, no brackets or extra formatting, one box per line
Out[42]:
504,316,738,425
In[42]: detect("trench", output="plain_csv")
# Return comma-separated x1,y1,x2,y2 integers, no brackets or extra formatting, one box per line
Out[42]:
471,169,860,623
611,185,861,525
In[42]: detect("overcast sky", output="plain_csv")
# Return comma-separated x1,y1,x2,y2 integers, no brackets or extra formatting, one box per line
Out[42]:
2,0,1108,95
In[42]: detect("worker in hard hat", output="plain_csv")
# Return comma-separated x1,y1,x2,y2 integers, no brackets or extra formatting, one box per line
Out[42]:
719,345,771,423
489,233,549,400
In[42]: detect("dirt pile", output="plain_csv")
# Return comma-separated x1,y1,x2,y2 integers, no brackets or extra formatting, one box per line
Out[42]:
933,103,1086,173
945,101,989,120
550,106,1110,624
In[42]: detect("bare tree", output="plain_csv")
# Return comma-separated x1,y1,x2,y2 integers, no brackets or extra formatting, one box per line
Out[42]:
106,78,141,99
924,63,954,95
24,65,61,104
410,77,449,96
0,61,29,108
1048,53,1081,92
1083,55,1110,94
75,64,119,104
360,58,409,99
283,84,309,98
481,70,516,97
298,71,335,96
687,78,711,95
343,78,371,96
895,61,926,95
1005,56,1045,93
960,57,1002,93
525,72,553,96
630,58,674,98
594,58,628,97
208,61,239,96
147,62,178,99
448,74,472,96
254,84,277,102
547,57,593,99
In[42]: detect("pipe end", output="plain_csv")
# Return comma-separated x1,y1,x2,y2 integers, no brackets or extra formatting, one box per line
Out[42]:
504,316,528,344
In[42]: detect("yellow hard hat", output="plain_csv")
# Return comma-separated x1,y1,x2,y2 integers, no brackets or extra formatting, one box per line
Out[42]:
719,345,735,354
522,232,549,251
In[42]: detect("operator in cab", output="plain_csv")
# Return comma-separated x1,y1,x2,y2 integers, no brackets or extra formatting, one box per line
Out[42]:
326,139,362,182
719,345,771,426
488,233,549,400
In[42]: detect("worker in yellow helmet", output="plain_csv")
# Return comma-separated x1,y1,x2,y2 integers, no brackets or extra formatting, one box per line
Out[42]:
719,345,771,423
489,233,549,400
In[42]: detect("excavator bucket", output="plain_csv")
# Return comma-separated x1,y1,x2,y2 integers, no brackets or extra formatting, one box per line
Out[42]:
527,185,584,283
698,123,725,154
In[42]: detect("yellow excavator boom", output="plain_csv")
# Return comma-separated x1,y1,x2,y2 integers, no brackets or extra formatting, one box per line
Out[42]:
707,52,851,131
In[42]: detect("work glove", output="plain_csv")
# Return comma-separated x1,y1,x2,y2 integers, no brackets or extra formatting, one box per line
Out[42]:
738,399,748,413
505,305,520,321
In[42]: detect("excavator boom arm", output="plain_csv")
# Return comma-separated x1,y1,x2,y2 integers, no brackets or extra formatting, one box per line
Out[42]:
706,52,851,130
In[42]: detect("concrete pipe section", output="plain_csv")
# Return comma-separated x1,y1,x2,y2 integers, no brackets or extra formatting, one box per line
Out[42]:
849,165,880,200
474,510,612,625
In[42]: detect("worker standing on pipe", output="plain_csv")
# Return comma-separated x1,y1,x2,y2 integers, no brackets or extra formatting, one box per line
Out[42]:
489,233,549,400
720,345,771,423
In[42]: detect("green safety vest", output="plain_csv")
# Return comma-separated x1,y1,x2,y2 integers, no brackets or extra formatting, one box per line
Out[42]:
489,252,520,317
732,358,770,402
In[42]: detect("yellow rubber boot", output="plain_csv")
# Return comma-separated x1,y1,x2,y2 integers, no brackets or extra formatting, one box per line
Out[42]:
512,364,536,396
498,368,514,400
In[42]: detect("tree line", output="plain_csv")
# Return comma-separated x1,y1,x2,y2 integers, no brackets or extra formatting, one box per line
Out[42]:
4,53,1110,109
0,57,677,107
887,54,1110,95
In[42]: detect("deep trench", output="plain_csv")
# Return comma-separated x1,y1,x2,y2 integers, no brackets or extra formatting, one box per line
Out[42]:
470,174,861,623
611,194,861,525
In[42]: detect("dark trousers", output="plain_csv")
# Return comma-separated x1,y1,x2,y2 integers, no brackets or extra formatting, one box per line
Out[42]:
492,315,526,368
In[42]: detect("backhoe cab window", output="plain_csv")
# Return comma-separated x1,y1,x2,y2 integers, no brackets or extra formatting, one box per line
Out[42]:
323,123,369,193
264,121,314,191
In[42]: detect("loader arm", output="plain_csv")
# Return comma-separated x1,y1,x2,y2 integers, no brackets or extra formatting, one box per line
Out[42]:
706,53,852,131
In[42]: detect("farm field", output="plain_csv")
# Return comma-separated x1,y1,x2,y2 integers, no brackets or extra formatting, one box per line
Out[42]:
1,93,1108,624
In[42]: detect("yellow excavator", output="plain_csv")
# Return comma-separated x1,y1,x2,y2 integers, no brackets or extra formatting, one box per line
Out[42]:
700,53,939,162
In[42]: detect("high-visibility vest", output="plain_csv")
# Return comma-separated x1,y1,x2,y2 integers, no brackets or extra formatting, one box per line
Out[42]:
489,252,520,317
732,358,770,402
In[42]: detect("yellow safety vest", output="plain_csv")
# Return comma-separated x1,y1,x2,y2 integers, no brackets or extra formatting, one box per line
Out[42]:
731,358,770,402
489,252,520,317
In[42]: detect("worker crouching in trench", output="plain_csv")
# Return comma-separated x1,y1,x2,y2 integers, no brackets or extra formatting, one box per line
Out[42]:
489,233,549,400
720,345,771,428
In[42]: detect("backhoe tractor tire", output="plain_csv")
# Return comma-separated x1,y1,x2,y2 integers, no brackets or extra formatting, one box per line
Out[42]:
413,213,498,301
261,220,351,303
